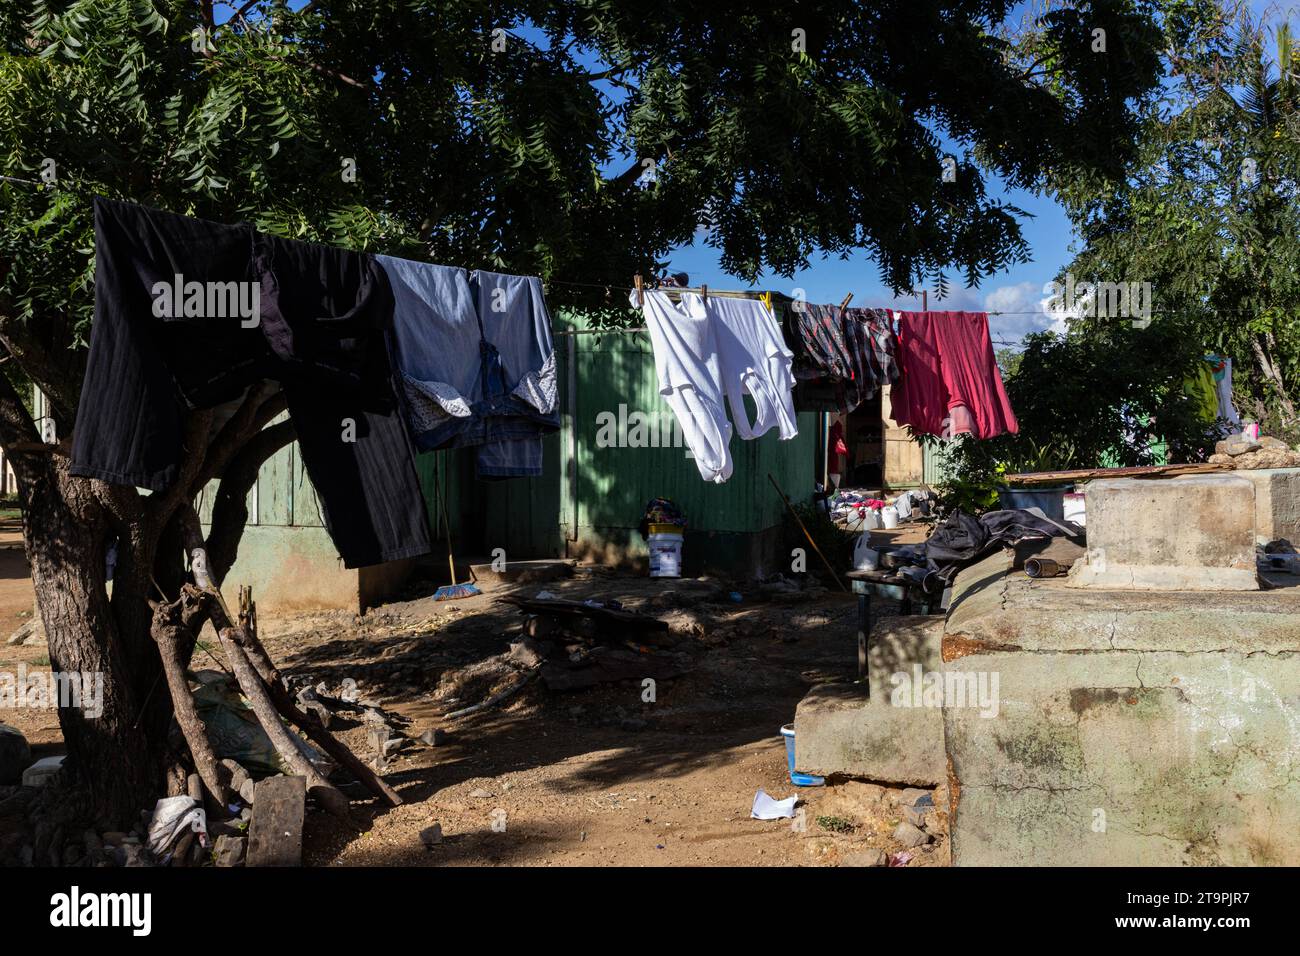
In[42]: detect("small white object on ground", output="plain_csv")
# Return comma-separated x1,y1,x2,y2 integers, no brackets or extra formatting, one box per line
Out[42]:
751,788,798,820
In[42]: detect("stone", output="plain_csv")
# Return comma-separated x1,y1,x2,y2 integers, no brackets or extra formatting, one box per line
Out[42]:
898,788,930,807
239,778,256,805
21,755,64,788
246,775,305,867
419,823,443,847
219,759,251,795
1258,436,1290,451
903,805,928,828
213,834,245,867
1067,475,1259,590
1233,468,1300,545
0,724,31,785
6,618,44,647
507,638,546,668
468,788,493,799
794,617,946,786
1216,436,1261,457
839,848,887,867
945,551,1300,866
892,822,932,848
419,728,448,747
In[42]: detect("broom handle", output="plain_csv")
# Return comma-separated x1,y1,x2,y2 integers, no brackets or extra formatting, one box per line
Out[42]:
768,472,848,592
438,452,460,586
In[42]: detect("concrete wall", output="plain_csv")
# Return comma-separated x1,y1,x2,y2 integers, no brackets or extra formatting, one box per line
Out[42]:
943,553,1300,866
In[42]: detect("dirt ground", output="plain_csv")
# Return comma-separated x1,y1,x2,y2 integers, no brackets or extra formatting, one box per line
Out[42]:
1,522,949,867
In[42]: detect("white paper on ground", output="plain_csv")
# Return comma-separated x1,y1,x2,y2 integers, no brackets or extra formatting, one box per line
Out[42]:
751,788,798,820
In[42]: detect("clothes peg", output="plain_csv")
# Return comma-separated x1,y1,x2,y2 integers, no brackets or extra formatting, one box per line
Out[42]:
634,274,644,307
840,293,854,310
701,284,708,304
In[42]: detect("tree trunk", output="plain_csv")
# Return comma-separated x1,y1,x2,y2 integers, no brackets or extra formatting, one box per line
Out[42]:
22,457,176,827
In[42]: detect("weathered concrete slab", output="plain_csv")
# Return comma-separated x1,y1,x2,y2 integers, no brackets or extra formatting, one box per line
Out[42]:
468,558,576,588
794,616,946,786
944,553,1300,866
246,775,305,867
1235,467,1300,545
1067,475,1258,590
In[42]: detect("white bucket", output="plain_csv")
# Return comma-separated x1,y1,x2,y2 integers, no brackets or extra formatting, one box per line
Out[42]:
860,508,881,531
853,533,879,571
881,506,899,529
648,531,684,577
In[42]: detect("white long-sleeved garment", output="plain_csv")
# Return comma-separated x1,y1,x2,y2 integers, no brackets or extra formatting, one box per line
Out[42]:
703,294,798,441
634,290,733,482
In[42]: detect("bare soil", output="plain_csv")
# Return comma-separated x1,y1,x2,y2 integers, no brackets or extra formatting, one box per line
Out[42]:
1,522,950,867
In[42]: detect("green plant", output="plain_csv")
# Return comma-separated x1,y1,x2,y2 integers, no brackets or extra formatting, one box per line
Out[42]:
817,814,856,834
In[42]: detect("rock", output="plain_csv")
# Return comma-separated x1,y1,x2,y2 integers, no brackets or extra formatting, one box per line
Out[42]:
219,759,251,795
903,805,928,828
892,821,932,848
1216,437,1261,457
246,775,305,867
898,787,931,807
121,845,151,867
1258,436,1289,451
213,834,245,867
468,788,493,799
840,848,888,867
21,755,64,788
0,724,31,785
239,778,256,805
6,618,44,647
419,728,448,747
419,823,444,847
507,638,546,668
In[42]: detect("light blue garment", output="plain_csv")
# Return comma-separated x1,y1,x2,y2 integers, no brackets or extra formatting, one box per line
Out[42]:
376,256,558,478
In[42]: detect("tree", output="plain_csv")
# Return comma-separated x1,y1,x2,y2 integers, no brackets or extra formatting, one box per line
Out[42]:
1058,4,1300,439
0,0,1167,826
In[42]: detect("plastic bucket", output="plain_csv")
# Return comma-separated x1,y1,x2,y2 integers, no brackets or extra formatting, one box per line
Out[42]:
648,528,684,577
881,505,899,529
998,485,1072,522
780,724,797,773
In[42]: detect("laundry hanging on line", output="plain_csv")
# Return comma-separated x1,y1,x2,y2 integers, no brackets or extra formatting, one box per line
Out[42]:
890,310,1018,440
783,301,900,413
377,256,559,479
69,197,562,568
632,289,798,483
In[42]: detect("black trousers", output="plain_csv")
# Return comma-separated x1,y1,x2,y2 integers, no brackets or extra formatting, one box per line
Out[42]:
71,198,432,568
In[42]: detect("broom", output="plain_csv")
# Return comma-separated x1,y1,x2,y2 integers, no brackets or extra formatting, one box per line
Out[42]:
432,452,481,601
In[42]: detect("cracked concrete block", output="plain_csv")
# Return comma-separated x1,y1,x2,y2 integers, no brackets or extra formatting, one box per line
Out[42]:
1067,475,1258,591
1233,467,1300,546
794,616,946,786
943,553,1300,866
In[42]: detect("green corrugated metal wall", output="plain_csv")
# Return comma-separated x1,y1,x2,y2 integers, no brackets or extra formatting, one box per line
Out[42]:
434,309,816,565
212,310,817,575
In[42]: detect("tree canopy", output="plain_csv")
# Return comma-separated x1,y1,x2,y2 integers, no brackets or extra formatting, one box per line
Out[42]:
1058,4,1300,439
1,0,1169,410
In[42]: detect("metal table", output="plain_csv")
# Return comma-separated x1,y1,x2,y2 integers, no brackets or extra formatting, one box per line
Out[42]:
846,569,942,696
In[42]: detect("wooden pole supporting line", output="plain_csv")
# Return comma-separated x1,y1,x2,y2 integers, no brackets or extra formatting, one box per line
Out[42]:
234,585,402,808
767,473,848,593
149,593,234,809
176,507,353,823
